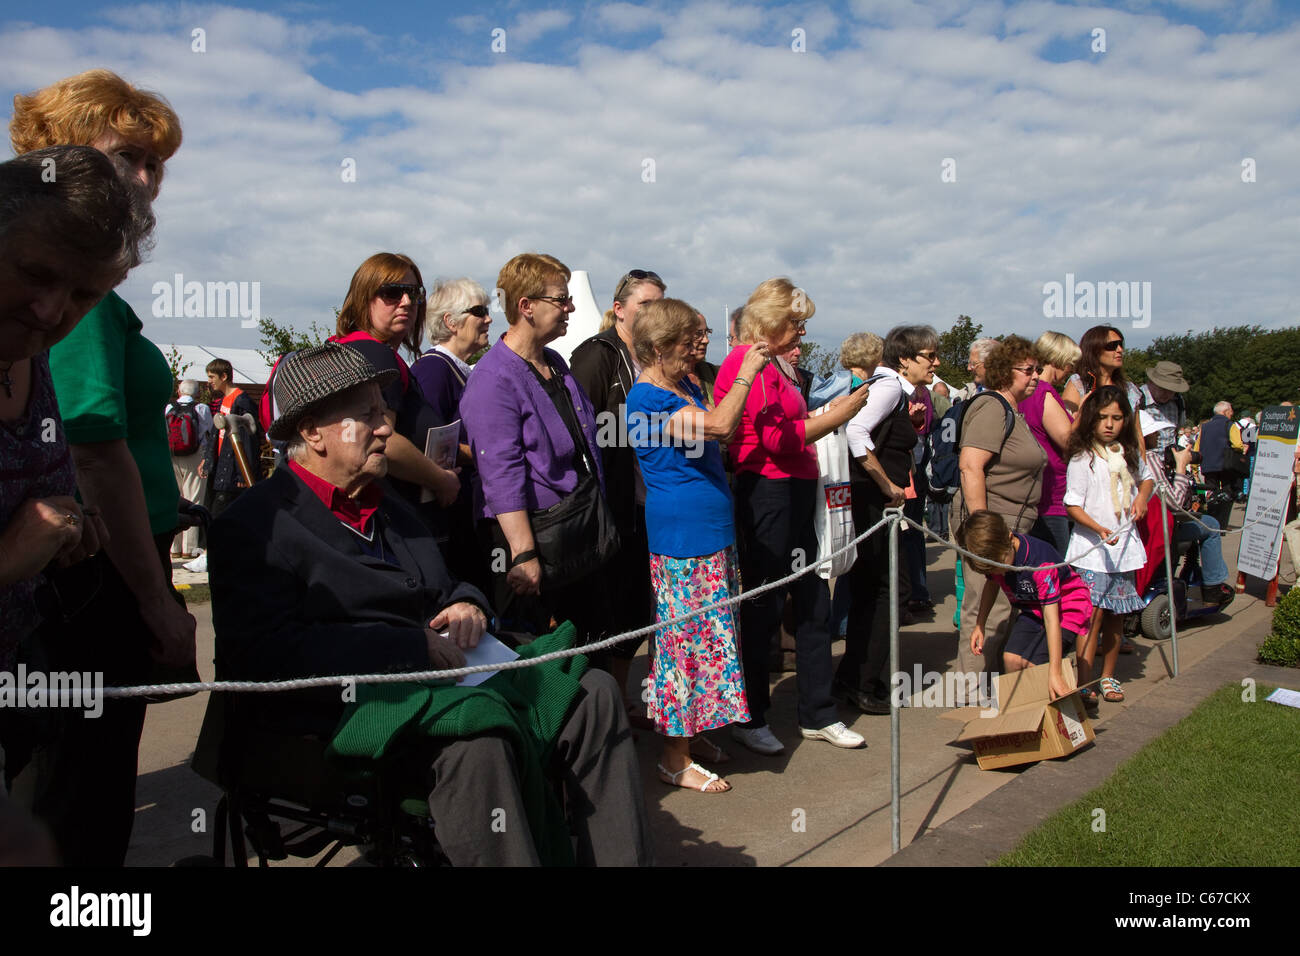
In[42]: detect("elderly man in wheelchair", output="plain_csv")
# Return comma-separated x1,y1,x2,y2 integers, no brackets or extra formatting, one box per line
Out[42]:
202,343,651,866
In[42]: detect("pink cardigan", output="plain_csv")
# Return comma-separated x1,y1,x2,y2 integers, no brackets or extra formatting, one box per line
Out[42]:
714,344,817,480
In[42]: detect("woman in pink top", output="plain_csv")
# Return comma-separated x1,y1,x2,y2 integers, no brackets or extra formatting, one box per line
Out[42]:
1021,331,1079,555
714,278,868,756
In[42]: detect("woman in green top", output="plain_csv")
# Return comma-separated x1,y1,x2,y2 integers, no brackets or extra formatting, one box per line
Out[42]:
9,69,194,866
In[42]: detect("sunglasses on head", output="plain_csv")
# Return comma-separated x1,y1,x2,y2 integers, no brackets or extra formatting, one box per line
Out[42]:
462,304,490,318
1102,339,1124,351
376,283,425,305
614,269,662,301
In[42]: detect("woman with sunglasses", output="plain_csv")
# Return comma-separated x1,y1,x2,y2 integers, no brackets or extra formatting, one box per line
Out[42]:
570,269,665,708
410,277,493,590
952,335,1047,677
333,255,462,534
717,278,869,756
1061,325,1142,425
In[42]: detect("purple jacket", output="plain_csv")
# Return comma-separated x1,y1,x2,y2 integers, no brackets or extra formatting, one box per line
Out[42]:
461,336,605,520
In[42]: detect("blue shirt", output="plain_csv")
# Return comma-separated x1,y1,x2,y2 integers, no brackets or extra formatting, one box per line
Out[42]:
626,380,734,558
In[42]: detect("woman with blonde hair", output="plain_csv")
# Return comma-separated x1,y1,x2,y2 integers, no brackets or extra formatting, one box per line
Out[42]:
715,278,869,755
1021,331,1080,554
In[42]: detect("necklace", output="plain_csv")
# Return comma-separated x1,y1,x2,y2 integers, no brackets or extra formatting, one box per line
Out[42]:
0,359,15,399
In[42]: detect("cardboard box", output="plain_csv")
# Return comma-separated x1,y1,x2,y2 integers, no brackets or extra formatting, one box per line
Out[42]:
941,663,1094,770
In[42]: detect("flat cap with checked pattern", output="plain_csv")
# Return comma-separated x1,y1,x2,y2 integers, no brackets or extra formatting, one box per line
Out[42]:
268,342,398,440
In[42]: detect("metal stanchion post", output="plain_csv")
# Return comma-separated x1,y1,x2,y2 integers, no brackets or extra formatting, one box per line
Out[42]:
1160,494,1179,677
888,508,901,854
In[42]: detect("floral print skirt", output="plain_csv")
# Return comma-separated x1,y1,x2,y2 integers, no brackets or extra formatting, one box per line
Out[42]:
647,545,750,737
1077,568,1145,614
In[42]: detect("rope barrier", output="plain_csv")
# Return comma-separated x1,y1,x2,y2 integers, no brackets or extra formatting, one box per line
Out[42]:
100,477,1268,699
102,513,898,698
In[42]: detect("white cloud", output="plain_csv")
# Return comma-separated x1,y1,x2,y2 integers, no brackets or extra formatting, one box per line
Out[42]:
2,0,1297,361
509,9,575,47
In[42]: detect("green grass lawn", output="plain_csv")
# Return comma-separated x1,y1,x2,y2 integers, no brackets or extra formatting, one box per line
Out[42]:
995,683,1300,866
176,583,210,605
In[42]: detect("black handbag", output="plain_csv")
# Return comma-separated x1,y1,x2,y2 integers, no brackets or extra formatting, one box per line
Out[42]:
492,363,621,588
525,472,621,588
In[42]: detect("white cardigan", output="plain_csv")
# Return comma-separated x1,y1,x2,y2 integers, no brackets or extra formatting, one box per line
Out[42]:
1063,450,1152,573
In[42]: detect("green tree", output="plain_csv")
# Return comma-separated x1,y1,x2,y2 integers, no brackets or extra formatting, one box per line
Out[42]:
256,316,330,366
1145,325,1300,422
937,315,982,387
797,340,840,380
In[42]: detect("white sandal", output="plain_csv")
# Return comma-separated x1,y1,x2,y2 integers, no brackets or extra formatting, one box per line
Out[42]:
657,761,731,793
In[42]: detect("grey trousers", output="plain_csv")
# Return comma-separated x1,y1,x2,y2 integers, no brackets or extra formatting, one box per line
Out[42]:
427,669,652,867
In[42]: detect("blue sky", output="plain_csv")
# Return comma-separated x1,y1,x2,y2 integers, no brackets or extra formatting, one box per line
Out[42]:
4,0,1298,361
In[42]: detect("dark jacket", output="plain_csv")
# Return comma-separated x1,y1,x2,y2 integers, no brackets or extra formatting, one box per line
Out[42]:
1197,414,1240,474
206,389,262,491
569,326,639,530
209,464,491,735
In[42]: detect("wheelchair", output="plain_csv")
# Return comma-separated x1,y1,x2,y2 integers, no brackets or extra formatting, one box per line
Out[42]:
186,691,447,867
1129,489,1232,642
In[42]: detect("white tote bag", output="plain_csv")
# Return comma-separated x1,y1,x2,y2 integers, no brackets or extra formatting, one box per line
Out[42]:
813,410,856,580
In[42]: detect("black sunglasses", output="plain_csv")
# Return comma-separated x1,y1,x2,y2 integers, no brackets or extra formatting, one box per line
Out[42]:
462,304,490,318
614,269,662,301
376,283,425,305
530,294,573,308
1102,339,1124,351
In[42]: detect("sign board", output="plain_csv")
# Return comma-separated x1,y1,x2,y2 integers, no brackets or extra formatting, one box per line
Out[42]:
1236,405,1300,581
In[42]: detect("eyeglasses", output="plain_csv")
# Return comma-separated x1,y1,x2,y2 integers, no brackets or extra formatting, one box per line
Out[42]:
530,293,573,308
614,269,662,302
462,304,490,318
376,283,424,305
1014,364,1044,376
915,350,939,363
1102,340,1124,352
692,328,713,342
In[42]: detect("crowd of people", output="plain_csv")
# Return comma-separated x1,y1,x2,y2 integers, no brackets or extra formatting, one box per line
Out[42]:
1,68,1292,867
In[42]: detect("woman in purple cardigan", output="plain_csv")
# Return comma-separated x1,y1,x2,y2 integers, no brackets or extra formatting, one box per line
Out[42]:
460,253,610,645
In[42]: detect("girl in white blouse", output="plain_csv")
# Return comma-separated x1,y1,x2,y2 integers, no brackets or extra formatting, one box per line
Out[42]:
1064,386,1154,704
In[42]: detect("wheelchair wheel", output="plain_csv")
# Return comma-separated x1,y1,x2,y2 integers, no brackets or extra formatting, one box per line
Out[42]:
1140,594,1173,641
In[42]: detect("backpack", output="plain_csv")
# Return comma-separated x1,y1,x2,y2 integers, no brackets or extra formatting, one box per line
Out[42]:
925,391,1015,503
167,403,201,456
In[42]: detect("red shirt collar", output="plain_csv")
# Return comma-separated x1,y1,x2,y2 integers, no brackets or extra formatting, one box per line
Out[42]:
288,460,383,534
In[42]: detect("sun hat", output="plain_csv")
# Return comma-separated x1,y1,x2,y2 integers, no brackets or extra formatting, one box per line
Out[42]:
1144,360,1189,393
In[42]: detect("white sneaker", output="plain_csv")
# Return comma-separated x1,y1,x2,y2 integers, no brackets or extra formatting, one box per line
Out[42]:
730,725,785,756
183,553,208,573
800,721,866,749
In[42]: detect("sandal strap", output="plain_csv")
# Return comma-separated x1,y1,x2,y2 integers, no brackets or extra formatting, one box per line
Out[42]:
686,761,720,792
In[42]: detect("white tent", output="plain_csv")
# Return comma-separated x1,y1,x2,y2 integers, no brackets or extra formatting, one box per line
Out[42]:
157,344,273,386
548,270,604,363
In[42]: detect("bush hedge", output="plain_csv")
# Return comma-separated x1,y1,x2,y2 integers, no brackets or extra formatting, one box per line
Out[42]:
1258,586,1300,667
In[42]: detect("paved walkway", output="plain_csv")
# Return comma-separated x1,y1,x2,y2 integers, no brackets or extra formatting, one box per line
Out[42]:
128,507,1294,866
